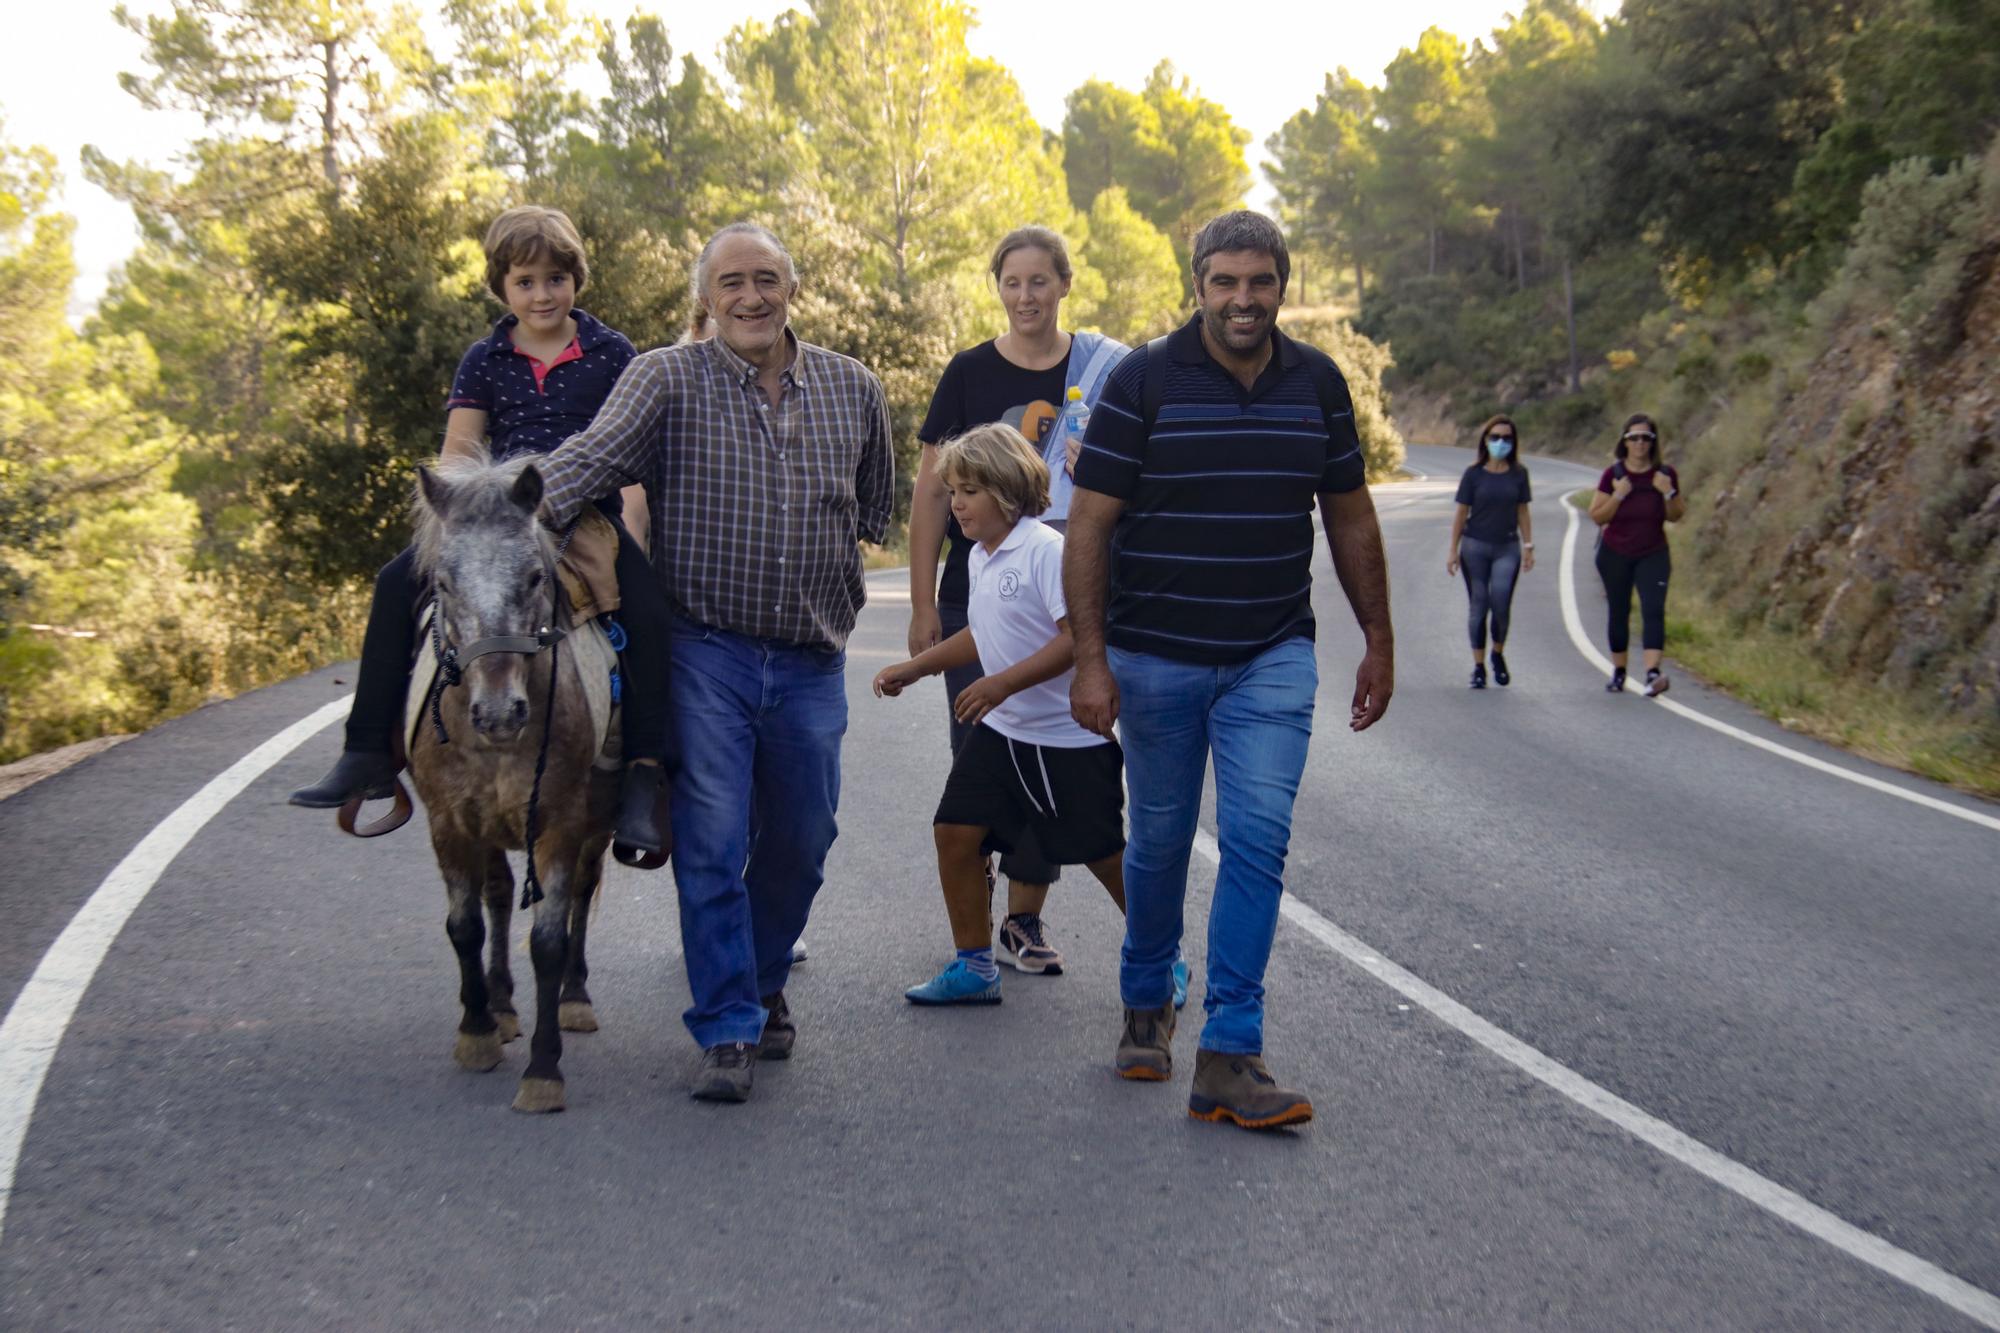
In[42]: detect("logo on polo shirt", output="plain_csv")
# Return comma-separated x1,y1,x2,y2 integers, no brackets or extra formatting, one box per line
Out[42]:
998,570,1022,601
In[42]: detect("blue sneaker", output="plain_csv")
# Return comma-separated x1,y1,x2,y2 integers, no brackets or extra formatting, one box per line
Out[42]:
1172,957,1192,1010
905,959,1003,1006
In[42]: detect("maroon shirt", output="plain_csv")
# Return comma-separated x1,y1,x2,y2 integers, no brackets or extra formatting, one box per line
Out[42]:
1597,463,1681,557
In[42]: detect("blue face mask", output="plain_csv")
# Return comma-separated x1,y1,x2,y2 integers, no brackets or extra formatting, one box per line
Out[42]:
1486,437,1513,460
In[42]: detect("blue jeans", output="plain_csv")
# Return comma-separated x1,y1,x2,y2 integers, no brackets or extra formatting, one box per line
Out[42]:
668,616,847,1048
1111,637,1317,1055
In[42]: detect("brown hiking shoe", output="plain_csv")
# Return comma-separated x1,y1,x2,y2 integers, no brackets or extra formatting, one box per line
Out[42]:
1188,1049,1313,1129
1115,1002,1176,1081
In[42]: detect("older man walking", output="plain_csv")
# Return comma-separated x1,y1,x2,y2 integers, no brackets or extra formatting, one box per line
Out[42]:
537,223,895,1102
1065,210,1393,1130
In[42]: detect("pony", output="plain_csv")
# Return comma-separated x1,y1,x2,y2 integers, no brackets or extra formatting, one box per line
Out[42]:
407,452,618,1114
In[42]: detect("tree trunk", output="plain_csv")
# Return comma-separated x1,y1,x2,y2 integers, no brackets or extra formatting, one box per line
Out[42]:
319,39,341,192
1428,223,1438,277
1354,255,1365,309
1564,254,1580,394
1512,210,1527,292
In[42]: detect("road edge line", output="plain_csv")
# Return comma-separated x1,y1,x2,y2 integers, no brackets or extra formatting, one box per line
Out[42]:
1183,829,2000,1328
1558,490,2000,834
0,695,351,1248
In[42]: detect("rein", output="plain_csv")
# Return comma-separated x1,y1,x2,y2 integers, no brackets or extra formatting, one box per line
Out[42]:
406,520,578,909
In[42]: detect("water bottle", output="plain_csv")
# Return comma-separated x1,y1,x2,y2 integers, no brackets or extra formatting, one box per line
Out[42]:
1058,385,1090,477
1043,386,1090,524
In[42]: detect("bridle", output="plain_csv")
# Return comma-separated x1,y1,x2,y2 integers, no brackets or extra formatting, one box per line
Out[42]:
417,520,576,908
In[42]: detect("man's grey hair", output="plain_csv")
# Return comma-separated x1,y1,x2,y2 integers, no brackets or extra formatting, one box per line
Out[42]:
691,222,799,306
1191,210,1291,294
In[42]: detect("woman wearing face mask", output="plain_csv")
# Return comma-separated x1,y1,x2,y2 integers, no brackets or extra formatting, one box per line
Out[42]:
1446,414,1534,688
1587,412,1687,695
905,227,1136,982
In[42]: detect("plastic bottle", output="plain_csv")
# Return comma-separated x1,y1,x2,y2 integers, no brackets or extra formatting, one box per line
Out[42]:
1058,385,1090,474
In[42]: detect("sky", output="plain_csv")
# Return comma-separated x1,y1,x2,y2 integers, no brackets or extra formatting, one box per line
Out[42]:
1,0,1583,314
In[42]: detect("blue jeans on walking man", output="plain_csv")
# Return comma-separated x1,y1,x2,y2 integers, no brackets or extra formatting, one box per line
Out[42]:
1111,636,1317,1055
668,614,847,1049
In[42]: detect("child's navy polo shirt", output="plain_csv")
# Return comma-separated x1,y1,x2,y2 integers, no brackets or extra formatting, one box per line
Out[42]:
447,308,637,463
1072,315,1367,666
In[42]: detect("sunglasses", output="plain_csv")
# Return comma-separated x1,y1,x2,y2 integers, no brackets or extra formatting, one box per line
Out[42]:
1622,432,1658,444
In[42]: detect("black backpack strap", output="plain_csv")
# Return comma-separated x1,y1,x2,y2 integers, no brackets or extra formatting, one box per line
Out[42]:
1147,335,1350,445
1308,356,1350,442
1140,335,1171,434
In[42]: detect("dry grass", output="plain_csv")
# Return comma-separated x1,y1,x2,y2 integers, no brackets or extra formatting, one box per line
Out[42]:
1664,581,2000,798
1563,493,2000,798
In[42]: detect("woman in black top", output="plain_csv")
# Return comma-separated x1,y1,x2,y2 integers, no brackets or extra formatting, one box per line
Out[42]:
1446,414,1535,688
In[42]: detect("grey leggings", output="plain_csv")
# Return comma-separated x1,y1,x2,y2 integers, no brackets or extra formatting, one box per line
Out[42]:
1459,535,1522,652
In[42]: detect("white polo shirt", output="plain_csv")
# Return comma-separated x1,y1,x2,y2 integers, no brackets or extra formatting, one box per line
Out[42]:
966,517,1098,749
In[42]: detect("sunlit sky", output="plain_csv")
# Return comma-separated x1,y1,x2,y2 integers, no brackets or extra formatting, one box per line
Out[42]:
4,0,1606,312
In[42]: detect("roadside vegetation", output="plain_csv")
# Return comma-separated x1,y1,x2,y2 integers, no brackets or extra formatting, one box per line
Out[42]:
1271,0,2000,796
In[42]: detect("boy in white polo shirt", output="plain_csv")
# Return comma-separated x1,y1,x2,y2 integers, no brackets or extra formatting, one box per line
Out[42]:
873,424,1131,1005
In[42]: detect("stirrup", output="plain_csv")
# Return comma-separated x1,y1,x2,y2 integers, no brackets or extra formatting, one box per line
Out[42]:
613,839,669,870
338,778,414,837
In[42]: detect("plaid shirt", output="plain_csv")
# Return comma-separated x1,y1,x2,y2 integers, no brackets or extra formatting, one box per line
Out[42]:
538,331,895,650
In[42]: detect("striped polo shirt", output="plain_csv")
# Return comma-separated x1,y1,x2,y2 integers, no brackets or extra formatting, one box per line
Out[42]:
1071,315,1366,665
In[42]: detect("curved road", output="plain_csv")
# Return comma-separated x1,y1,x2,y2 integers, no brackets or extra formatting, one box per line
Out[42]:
2,444,1995,1328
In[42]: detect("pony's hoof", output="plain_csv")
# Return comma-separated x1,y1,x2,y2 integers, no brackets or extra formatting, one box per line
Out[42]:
494,1010,522,1043
453,1030,504,1071
511,1077,566,1114
559,1000,599,1032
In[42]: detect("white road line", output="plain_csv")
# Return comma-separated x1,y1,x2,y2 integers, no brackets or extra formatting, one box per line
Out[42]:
0,696,351,1248
1558,491,2000,833
1183,829,2000,1328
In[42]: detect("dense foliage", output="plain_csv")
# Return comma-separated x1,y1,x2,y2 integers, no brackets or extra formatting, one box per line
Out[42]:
0,0,1408,760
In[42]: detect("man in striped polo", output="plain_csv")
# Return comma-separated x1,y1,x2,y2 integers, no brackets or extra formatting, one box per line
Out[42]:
1065,210,1394,1130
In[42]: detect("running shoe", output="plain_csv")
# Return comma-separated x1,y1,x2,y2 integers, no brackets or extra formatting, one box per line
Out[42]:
999,913,1064,975
1469,662,1487,690
791,937,808,964
1490,650,1511,687
1606,668,1626,693
904,959,1003,1005
1644,669,1671,697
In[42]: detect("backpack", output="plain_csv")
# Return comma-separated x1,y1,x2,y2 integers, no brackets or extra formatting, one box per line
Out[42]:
1138,334,1353,440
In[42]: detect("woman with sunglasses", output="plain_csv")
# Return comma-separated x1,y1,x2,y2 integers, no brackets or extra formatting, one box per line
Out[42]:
1446,414,1534,688
1588,413,1686,695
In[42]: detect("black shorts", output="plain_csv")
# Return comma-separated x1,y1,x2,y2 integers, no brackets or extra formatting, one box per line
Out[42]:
933,724,1125,867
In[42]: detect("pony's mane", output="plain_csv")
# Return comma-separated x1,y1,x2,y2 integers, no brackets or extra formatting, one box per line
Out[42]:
410,447,557,581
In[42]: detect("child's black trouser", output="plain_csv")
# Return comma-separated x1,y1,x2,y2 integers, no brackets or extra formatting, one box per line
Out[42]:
344,516,672,764
1594,544,1671,655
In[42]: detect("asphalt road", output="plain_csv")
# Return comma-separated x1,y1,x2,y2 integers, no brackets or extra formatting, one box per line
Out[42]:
2,443,1995,1329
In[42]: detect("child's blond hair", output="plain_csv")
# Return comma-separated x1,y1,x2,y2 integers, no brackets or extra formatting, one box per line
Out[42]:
937,423,1050,524
483,205,589,301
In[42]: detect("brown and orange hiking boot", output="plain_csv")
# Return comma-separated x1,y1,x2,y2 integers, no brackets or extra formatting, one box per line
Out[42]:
1115,1002,1176,1081
1187,1049,1313,1129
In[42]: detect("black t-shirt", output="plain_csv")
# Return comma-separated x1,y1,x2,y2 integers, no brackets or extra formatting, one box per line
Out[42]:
919,340,1070,607
1455,463,1533,542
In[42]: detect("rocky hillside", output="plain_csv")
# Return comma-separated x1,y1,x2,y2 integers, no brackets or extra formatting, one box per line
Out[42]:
1693,148,1999,725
